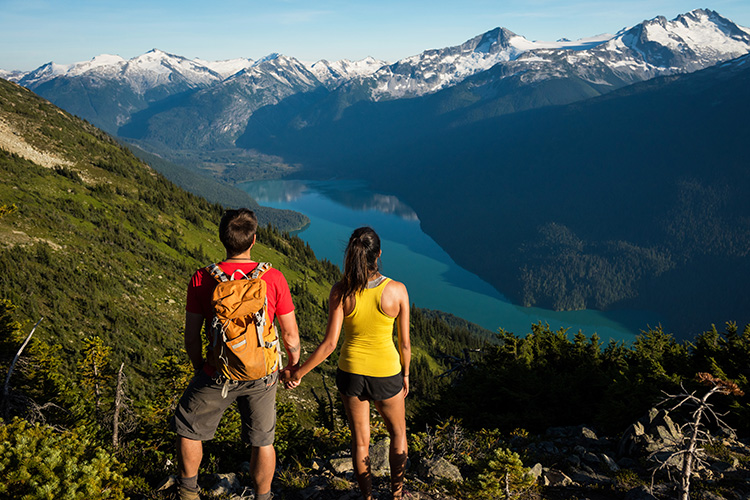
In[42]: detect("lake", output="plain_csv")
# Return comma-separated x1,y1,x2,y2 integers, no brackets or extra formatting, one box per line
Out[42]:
242,179,659,343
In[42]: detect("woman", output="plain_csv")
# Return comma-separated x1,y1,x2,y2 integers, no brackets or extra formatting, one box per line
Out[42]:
286,226,411,500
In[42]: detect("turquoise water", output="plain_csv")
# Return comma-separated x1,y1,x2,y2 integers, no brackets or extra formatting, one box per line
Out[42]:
242,179,659,343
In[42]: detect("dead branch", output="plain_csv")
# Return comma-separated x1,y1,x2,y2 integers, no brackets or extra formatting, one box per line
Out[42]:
113,362,125,449
649,375,740,500
3,317,43,419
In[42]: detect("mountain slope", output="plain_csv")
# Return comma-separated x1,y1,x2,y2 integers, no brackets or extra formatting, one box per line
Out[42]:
318,54,750,335
18,49,225,134
118,54,323,150
0,78,334,397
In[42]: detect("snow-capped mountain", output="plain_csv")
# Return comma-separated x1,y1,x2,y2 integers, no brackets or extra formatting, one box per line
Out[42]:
14,49,379,96
232,53,320,89
193,57,255,79
307,57,387,89
20,49,224,93
188,54,323,146
116,53,325,149
18,54,127,87
357,9,750,101
361,27,611,100
588,9,750,80
0,69,26,81
7,8,749,150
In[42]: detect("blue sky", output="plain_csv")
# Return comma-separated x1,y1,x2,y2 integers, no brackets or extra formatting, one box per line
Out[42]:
2,0,750,71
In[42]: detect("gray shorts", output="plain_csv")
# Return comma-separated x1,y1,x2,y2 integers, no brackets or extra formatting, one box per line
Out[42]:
172,370,278,446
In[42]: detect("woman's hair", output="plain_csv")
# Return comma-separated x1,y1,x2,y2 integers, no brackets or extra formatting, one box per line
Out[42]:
340,227,381,301
219,208,258,257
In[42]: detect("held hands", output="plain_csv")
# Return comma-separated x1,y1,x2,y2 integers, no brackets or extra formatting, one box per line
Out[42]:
280,364,302,389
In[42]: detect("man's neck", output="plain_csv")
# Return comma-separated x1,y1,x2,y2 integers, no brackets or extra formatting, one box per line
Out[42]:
225,251,254,262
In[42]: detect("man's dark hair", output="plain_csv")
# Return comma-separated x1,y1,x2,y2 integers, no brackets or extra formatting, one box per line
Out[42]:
219,208,258,257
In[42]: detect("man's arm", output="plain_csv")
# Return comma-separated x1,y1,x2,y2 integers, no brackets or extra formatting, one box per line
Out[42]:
184,311,205,372
277,310,301,368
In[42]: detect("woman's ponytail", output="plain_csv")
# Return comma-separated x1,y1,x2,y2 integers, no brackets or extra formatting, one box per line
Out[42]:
340,227,381,301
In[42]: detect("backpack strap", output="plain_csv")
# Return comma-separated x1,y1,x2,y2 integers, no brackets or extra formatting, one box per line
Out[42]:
208,262,272,282
250,262,272,279
207,263,230,282
250,263,272,348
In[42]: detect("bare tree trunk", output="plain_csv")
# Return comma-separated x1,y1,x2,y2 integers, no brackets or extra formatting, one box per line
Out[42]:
93,362,101,414
3,317,43,419
112,362,125,449
679,390,713,500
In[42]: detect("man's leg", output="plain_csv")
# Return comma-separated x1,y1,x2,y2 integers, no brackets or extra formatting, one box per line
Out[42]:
177,436,203,477
251,444,276,499
176,436,203,498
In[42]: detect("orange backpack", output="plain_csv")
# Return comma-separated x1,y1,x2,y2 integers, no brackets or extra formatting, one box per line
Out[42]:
206,262,281,389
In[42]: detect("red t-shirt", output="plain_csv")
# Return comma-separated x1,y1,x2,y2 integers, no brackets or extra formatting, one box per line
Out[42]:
186,261,294,321
186,261,294,375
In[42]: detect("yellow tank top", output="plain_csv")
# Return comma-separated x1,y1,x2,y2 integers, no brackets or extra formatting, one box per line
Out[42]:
338,277,402,377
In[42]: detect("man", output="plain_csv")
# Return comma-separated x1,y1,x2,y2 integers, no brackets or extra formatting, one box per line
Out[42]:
172,208,301,500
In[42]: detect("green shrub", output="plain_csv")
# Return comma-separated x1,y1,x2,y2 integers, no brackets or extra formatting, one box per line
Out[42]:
0,418,129,499
469,448,536,499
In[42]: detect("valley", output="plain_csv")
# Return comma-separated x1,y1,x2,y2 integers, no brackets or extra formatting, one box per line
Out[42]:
241,178,661,341
4,8,749,339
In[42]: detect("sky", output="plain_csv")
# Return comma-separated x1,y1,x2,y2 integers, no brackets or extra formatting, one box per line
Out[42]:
2,0,750,72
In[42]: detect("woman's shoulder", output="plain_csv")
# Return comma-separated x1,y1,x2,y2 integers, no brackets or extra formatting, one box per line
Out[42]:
329,281,346,301
383,276,405,288
383,278,408,298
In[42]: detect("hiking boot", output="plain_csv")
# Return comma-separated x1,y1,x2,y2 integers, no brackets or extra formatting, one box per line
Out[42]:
177,484,201,500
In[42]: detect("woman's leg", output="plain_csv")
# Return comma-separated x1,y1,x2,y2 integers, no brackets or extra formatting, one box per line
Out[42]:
374,389,407,499
341,394,373,500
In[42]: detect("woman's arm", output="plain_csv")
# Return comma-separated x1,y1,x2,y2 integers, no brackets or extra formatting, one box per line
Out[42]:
286,284,345,386
395,283,411,397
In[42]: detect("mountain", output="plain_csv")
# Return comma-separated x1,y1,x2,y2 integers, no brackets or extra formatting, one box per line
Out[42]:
308,56,387,89
374,8,750,98
12,9,749,155
10,50,378,139
16,49,228,134
237,11,750,173
288,52,750,335
118,54,324,149
268,9,750,138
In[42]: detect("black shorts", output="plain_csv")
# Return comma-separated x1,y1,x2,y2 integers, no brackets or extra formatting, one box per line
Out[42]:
336,368,403,401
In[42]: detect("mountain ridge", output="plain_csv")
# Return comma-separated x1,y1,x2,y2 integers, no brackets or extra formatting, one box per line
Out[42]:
11,9,748,149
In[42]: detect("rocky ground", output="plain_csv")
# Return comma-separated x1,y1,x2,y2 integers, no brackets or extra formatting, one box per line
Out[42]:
153,408,750,500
